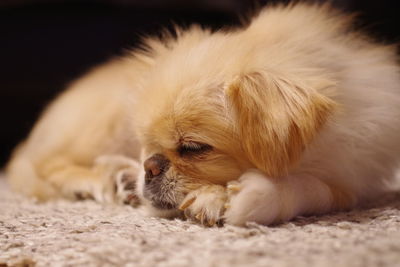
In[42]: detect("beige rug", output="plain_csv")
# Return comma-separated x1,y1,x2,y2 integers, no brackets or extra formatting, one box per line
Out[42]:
1,175,400,267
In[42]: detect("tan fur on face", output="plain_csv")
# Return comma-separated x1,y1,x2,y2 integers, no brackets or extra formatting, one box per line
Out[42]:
138,85,245,186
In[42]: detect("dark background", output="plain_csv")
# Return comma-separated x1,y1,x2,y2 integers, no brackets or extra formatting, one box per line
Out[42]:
0,0,399,167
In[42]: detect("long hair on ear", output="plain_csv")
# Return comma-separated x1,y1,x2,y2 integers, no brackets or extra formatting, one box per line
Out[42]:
225,71,337,177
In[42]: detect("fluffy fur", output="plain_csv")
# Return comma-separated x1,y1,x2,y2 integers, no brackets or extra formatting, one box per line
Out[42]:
7,3,400,226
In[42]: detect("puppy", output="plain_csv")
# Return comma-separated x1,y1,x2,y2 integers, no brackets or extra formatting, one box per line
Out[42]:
7,3,400,226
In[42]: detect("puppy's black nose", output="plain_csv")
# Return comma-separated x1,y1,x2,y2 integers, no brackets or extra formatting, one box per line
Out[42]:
144,154,170,182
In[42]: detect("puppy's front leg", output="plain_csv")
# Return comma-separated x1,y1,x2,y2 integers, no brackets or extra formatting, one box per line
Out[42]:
224,169,355,226
39,155,141,205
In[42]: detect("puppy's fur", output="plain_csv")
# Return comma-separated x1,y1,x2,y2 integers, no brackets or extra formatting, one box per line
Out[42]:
7,3,400,226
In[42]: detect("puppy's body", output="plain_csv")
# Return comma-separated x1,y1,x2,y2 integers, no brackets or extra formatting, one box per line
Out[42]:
7,4,400,226
7,60,143,201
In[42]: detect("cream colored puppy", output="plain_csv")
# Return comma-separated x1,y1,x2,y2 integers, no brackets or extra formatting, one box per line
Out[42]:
7,3,400,226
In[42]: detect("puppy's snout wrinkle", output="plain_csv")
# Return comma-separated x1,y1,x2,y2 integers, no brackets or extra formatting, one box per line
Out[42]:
144,154,170,183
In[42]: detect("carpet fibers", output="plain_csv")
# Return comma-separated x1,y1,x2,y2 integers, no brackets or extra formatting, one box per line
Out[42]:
1,176,400,267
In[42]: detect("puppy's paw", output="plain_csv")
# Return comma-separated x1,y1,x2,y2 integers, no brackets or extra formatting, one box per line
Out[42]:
224,169,282,226
179,185,227,227
93,155,141,205
114,169,141,207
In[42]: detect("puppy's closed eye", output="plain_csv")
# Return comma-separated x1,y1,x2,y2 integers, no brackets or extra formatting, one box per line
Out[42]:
178,142,213,157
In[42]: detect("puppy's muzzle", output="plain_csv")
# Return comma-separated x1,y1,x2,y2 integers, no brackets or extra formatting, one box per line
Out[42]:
143,154,176,210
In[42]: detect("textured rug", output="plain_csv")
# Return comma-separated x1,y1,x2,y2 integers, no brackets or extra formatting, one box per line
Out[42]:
1,175,400,267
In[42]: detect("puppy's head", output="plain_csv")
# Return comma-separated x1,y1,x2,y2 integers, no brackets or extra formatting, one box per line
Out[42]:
132,32,336,215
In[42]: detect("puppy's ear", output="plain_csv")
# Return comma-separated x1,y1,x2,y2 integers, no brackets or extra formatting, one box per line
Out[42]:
225,72,336,177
